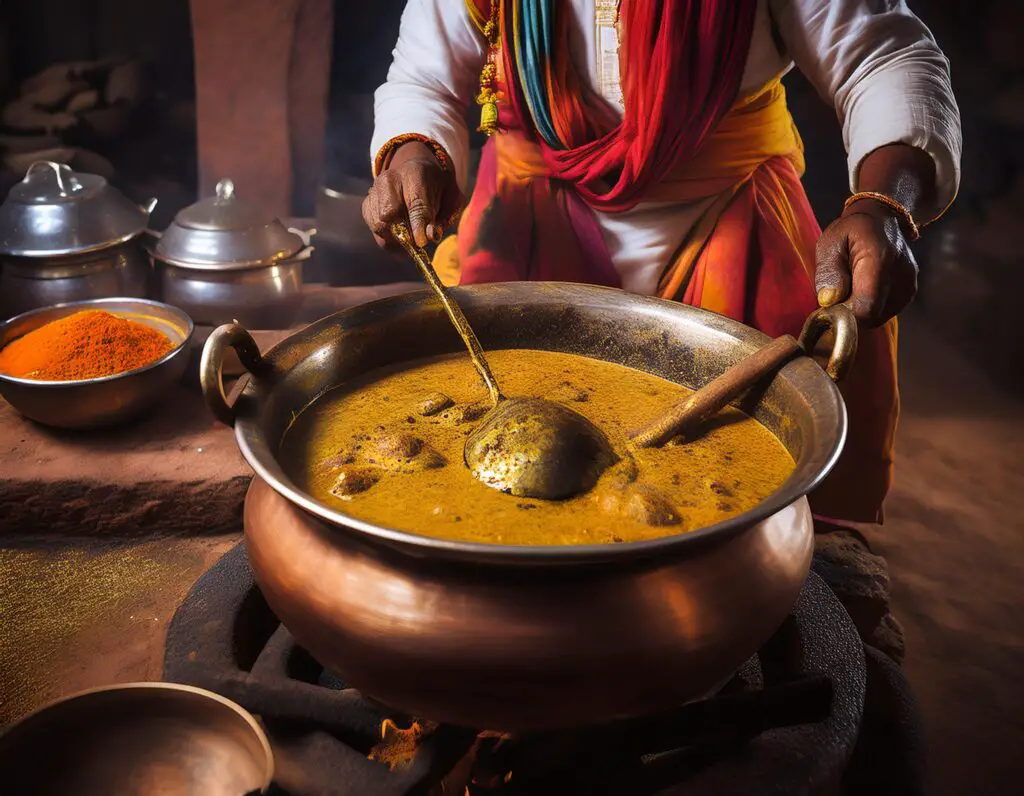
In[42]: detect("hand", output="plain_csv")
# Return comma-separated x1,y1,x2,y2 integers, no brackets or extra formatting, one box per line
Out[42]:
814,198,919,327
361,142,462,250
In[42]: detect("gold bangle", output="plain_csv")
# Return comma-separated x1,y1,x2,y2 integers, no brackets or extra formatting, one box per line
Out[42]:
843,191,921,241
372,133,454,179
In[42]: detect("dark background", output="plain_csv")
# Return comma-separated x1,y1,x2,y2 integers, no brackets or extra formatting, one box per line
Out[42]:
0,1,1015,390
0,3,1020,795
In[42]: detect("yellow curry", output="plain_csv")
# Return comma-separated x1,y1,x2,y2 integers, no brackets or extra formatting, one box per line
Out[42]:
280,349,795,546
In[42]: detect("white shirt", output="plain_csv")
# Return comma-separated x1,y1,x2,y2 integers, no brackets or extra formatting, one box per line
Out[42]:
372,0,962,295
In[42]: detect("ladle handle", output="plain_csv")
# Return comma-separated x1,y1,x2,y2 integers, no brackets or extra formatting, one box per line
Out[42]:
632,303,858,449
631,335,803,449
389,221,503,406
200,323,267,426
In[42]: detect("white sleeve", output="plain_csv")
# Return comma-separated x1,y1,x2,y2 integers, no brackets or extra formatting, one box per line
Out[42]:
370,0,486,191
772,0,962,213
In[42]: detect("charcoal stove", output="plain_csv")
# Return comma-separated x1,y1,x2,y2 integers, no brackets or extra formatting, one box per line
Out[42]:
163,542,924,795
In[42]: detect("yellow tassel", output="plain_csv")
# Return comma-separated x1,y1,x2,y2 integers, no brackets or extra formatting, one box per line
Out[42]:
478,101,499,135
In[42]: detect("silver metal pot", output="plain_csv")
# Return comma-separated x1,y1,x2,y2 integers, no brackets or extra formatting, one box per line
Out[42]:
156,257,306,330
0,242,151,320
151,179,312,329
200,283,854,731
0,161,157,319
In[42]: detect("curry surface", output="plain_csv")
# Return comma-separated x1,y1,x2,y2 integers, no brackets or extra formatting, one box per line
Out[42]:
280,349,795,546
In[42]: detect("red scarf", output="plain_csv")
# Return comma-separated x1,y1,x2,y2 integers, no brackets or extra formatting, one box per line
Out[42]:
483,0,759,212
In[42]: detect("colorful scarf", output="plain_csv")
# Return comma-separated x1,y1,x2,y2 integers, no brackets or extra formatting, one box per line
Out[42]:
496,0,759,212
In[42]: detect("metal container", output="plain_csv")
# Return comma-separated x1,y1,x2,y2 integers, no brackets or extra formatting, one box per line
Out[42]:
0,161,157,319
0,683,273,795
312,180,417,285
0,242,152,320
201,283,853,731
0,297,193,429
152,178,312,329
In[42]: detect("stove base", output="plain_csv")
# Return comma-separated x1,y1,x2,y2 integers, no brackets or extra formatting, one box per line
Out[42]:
163,542,922,796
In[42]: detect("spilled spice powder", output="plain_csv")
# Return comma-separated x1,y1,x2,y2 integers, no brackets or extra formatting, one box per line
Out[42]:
0,310,175,381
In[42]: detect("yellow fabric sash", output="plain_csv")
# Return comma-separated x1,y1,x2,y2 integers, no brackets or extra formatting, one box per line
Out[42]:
434,77,801,286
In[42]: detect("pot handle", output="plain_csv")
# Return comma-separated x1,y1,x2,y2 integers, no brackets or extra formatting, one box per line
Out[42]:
797,302,858,382
200,323,266,426
288,227,317,260
288,226,317,245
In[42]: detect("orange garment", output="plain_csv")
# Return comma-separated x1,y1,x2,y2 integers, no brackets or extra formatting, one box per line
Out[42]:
438,78,899,524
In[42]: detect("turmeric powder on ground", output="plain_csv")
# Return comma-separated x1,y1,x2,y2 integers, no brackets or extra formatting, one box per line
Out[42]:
0,310,175,381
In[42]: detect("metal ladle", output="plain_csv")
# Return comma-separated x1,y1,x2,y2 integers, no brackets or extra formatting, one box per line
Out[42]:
391,222,617,499
392,222,856,500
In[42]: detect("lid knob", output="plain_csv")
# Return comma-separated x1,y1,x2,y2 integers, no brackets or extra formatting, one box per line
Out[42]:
215,179,236,202
24,161,81,197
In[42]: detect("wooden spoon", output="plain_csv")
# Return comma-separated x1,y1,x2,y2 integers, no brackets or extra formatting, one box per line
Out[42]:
631,304,857,449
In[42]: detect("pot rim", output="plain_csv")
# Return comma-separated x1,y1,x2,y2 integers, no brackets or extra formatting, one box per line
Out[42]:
2,227,146,258
0,297,194,387
231,283,847,565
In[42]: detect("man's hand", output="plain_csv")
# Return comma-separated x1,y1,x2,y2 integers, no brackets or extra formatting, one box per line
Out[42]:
813,143,938,327
361,142,462,250
814,199,919,327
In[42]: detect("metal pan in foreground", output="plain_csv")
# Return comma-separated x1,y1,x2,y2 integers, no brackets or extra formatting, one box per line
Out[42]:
0,682,273,795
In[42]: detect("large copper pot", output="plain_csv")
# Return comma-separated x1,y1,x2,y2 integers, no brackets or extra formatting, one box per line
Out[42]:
200,283,854,731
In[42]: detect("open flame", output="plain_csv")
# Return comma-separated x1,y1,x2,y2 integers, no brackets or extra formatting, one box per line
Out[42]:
368,718,440,771
369,720,517,794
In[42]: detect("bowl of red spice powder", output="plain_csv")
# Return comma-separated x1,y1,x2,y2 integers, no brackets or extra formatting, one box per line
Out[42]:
0,297,193,429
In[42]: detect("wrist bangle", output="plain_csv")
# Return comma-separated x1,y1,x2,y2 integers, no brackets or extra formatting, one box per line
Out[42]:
843,191,922,241
372,133,454,178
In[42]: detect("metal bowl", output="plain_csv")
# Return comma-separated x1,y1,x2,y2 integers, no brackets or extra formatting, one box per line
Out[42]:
0,297,193,429
0,683,273,795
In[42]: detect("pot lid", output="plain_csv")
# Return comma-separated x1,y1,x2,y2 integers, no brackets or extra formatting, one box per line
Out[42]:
0,161,151,257
154,178,305,268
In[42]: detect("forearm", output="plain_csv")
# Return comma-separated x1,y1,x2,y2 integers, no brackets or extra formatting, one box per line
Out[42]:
846,143,939,223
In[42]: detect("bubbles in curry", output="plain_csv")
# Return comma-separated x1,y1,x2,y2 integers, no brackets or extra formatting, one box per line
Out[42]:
279,349,795,546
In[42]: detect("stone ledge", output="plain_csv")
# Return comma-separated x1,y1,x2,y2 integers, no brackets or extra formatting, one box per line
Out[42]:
0,283,422,538
0,385,252,537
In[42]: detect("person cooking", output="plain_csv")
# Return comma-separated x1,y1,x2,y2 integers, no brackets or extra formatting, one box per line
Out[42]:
361,0,961,573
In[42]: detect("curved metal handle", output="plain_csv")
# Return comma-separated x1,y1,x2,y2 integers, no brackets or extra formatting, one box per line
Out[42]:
24,160,78,194
200,323,266,426
287,226,316,244
797,303,858,382
287,227,316,260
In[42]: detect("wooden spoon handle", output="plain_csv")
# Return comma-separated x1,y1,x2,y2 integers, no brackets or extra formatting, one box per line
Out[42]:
631,334,803,449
